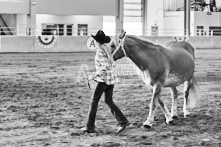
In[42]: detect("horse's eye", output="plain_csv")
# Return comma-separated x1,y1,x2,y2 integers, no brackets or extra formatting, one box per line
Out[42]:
111,44,115,48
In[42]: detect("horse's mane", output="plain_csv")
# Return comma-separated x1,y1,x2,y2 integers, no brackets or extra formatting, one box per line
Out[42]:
126,35,161,51
127,35,157,46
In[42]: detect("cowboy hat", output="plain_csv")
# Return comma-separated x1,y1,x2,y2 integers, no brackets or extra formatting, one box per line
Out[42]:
91,30,111,44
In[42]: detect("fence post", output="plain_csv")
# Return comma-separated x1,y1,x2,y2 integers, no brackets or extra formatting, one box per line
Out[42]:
0,36,1,52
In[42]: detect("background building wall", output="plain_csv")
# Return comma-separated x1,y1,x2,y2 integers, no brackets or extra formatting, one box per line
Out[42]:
36,0,118,16
103,16,116,36
163,11,221,36
0,0,29,14
164,0,184,11
145,0,164,35
0,0,119,36
124,0,143,35
36,15,103,36
16,14,28,36
1,0,221,37
1,36,221,53
193,11,221,36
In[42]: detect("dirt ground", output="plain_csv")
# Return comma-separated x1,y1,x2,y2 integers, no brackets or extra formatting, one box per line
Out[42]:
0,49,221,147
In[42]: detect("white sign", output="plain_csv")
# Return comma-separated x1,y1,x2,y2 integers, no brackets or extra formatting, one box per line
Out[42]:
87,37,97,51
32,0,37,5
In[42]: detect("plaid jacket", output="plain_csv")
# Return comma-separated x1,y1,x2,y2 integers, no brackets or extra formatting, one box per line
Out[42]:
93,45,117,85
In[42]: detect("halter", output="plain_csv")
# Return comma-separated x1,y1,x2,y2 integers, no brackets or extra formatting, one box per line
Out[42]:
112,37,127,57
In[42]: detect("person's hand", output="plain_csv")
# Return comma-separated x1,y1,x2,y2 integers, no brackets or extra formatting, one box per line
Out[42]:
88,74,96,81
88,75,93,81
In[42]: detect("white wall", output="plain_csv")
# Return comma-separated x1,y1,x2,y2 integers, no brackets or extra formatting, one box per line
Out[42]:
163,11,195,36
103,16,116,36
0,0,29,14
124,0,143,35
36,14,103,36
164,0,184,11
0,0,118,16
193,12,221,36
16,14,28,36
162,11,221,36
163,12,184,36
36,0,118,16
146,0,164,35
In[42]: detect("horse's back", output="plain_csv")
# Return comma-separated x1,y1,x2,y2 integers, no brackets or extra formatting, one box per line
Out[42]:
165,41,195,59
162,41,195,87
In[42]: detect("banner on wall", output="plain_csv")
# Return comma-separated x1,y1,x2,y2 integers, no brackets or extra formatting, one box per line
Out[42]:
36,35,58,49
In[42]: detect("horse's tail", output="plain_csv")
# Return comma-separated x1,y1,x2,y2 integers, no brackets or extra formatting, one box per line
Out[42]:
188,76,199,108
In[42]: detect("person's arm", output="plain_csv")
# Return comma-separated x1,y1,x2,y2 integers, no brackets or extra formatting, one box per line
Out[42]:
88,50,109,80
95,50,109,75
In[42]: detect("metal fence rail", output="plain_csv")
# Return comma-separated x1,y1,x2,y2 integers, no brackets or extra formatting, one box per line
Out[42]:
0,27,220,37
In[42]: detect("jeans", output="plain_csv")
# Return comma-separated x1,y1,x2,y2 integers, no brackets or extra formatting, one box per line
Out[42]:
86,82,128,130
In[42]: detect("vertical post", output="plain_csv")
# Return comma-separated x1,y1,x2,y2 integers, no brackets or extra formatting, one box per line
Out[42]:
0,36,1,53
184,0,190,39
184,0,186,36
27,0,37,36
116,0,124,34
142,0,147,36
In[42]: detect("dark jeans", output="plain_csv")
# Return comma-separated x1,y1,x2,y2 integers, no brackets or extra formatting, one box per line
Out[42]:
86,82,128,130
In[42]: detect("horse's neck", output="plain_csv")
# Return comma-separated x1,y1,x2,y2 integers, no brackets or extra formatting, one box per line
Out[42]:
124,37,157,71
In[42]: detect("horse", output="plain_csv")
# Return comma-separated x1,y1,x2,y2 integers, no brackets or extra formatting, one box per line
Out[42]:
109,30,199,129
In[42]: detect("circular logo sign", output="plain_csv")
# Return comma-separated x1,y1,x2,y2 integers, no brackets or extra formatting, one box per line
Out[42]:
87,37,97,51
36,35,57,48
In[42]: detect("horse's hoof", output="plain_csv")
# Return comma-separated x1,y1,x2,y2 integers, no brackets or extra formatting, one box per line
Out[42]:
184,114,190,118
184,111,190,118
164,119,175,125
142,125,151,129
172,116,178,120
167,120,175,125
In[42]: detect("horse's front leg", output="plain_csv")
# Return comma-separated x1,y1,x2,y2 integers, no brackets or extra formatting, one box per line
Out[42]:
143,83,161,128
171,87,179,119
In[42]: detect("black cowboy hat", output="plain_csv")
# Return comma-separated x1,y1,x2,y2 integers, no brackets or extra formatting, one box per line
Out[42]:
91,30,111,44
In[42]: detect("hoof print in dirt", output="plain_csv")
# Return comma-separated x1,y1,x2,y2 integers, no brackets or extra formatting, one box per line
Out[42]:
70,132,81,136
85,132,97,137
102,142,121,147
140,141,152,145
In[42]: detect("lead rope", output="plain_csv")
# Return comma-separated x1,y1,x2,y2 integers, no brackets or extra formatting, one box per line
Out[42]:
111,37,127,84
121,38,127,57
80,43,91,89
112,37,127,57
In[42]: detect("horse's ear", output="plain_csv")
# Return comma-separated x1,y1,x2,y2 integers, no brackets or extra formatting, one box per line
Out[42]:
119,30,126,39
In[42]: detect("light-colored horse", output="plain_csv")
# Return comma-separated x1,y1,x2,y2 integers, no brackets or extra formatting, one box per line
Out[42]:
109,30,199,128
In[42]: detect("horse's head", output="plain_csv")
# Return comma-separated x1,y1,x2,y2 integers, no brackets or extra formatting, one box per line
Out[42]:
109,30,127,61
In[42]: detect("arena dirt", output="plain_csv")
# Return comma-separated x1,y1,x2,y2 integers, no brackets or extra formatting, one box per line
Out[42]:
0,49,221,146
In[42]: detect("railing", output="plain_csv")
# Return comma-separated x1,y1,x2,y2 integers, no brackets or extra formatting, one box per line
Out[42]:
0,27,17,35
0,27,221,37
0,15,13,35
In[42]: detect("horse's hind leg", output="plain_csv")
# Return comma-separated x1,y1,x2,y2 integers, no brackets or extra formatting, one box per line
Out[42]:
183,81,191,118
158,98,173,124
171,87,179,119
